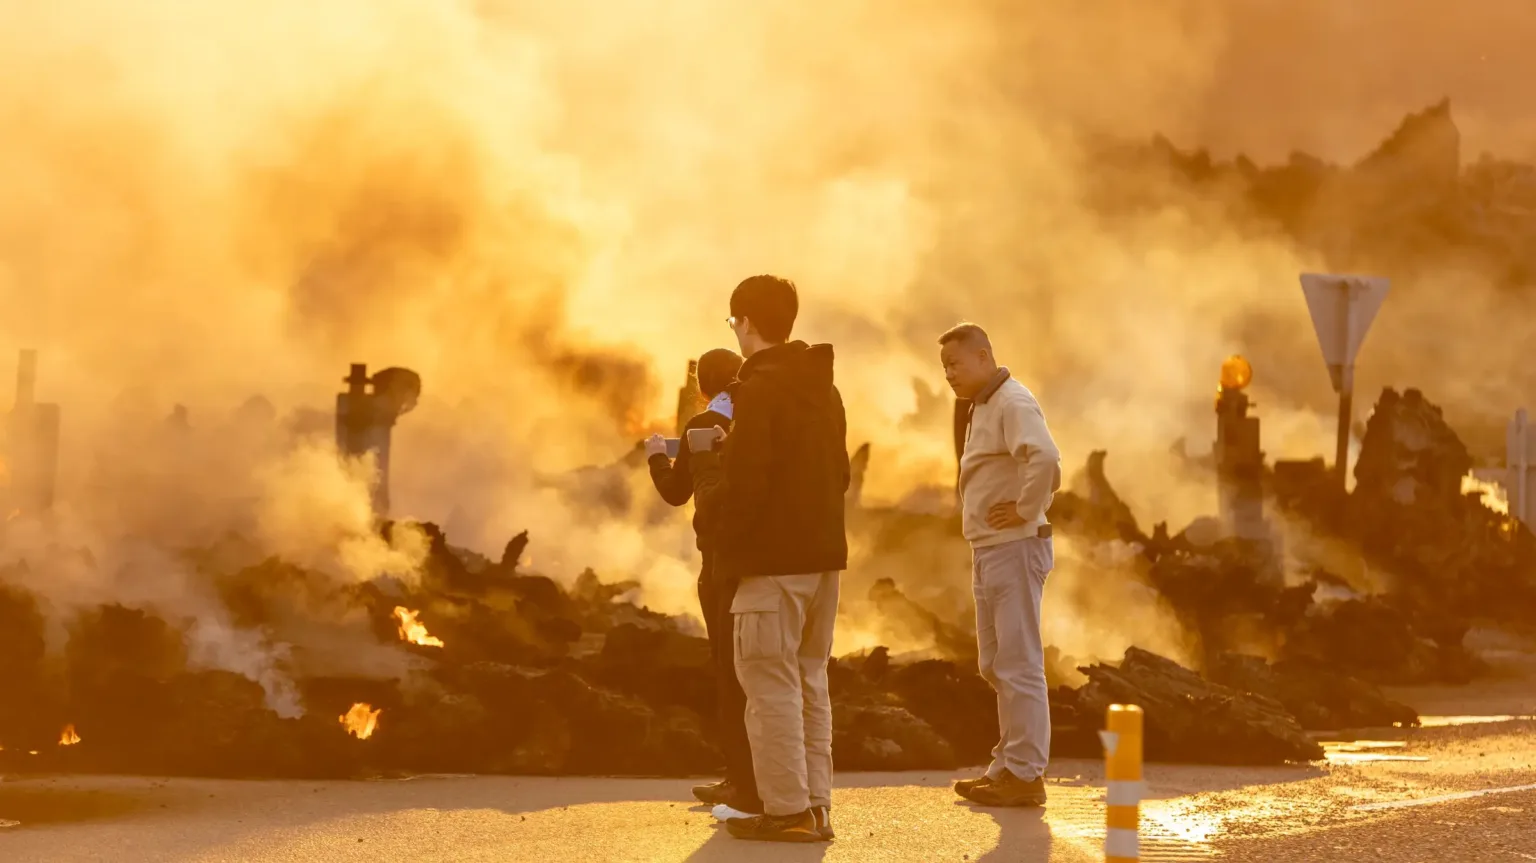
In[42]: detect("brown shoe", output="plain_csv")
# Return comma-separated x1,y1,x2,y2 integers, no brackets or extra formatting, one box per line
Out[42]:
963,769,1047,807
811,805,834,840
692,780,732,805
954,774,996,796
726,810,824,843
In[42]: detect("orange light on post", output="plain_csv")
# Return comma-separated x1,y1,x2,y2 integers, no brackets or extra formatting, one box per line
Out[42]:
1219,355,1253,392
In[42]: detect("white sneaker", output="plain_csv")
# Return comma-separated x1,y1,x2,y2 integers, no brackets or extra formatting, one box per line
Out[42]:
711,803,754,822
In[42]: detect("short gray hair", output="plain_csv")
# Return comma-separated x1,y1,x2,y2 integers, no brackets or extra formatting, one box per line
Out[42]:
938,322,992,351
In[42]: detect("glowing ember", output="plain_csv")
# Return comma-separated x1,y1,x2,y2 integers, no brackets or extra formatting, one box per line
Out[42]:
340,703,381,740
393,606,444,647
58,724,80,746
1462,471,1510,515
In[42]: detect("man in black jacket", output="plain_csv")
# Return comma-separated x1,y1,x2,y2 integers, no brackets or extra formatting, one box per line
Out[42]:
643,347,759,815
691,275,849,843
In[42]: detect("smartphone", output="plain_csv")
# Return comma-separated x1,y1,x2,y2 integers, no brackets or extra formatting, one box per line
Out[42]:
664,438,681,459
686,426,722,453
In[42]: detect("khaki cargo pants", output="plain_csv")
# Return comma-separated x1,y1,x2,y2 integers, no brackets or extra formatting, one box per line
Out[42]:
731,572,841,816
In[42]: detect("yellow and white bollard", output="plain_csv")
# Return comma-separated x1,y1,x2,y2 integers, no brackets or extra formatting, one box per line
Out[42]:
1100,704,1144,862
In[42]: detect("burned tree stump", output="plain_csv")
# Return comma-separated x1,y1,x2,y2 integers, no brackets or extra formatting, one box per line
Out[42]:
1074,648,1324,764
1209,653,1419,730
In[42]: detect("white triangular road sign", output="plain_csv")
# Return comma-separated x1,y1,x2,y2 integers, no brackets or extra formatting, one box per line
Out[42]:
1099,730,1120,757
1300,273,1390,393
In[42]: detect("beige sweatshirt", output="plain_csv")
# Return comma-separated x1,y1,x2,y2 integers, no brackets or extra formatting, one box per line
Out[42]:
958,375,1061,548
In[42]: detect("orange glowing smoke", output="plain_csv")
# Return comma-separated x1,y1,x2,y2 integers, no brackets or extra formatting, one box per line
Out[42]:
59,724,80,746
625,409,664,440
392,607,444,647
340,703,380,740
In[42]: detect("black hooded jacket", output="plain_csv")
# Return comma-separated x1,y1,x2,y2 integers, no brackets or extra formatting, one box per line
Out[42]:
691,341,850,578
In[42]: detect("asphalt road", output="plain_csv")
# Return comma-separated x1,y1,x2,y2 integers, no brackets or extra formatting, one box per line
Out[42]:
1,716,1531,863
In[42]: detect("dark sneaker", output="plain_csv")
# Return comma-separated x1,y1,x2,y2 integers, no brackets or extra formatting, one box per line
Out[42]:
812,805,834,840
726,811,823,843
964,769,1047,807
692,780,733,805
719,787,764,816
954,774,995,796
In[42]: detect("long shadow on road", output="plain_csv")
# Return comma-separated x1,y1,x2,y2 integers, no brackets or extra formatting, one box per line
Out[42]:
975,805,1051,863
0,762,1324,862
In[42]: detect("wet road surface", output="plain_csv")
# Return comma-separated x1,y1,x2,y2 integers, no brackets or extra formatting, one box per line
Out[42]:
1,716,1531,862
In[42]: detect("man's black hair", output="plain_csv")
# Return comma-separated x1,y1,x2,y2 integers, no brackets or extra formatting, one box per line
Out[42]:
729,275,798,344
697,348,743,397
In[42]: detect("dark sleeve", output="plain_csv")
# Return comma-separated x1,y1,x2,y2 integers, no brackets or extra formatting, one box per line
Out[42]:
834,386,851,493
647,450,693,507
693,382,771,547
648,415,712,507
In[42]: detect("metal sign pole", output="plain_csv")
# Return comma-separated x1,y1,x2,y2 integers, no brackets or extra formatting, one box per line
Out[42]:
1335,390,1352,490
1333,282,1353,490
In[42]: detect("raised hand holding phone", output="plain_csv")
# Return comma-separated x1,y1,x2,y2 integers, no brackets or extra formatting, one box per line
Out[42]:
687,425,726,453
644,434,669,458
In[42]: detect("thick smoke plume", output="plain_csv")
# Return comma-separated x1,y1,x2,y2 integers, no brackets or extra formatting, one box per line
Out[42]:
2,1,1533,696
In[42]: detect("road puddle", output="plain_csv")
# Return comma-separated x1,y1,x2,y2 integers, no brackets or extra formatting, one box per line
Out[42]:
1322,740,1429,764
1416,715,1533,728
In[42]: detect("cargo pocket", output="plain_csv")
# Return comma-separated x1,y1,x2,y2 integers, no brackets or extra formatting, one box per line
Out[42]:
731,578,783,663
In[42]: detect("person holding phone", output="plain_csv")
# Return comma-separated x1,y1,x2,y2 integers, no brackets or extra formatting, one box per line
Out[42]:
643,348,758,815
690,275,849,843
939,322,1060,808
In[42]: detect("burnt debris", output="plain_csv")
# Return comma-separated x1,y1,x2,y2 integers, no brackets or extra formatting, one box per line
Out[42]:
5,102,1536,780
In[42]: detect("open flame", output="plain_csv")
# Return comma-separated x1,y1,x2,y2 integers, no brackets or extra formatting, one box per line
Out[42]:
393,606,444,647
59,724,80,746
340,703,380,740
1462,471,1510,515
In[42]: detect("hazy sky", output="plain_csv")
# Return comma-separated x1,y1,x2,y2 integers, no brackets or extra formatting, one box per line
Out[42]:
1188,0,1536,161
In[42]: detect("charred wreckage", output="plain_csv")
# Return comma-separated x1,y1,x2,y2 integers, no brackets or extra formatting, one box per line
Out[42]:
3,103,1536,779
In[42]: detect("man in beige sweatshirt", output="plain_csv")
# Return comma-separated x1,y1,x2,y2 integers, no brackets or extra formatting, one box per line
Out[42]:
939,323,1060,808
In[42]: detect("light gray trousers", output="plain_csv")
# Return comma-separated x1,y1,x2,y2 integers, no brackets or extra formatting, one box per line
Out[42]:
972,536,1053,781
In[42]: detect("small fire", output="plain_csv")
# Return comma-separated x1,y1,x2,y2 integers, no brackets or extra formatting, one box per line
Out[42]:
58,724,80,746
340,703,381,740
393,606,444,647
1462,471,1510,515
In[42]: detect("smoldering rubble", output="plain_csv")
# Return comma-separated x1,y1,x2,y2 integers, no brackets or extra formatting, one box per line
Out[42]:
0,377,1529,778
4,101,1536,778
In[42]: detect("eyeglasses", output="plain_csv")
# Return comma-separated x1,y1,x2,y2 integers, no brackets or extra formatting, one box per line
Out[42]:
726,316,740,329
